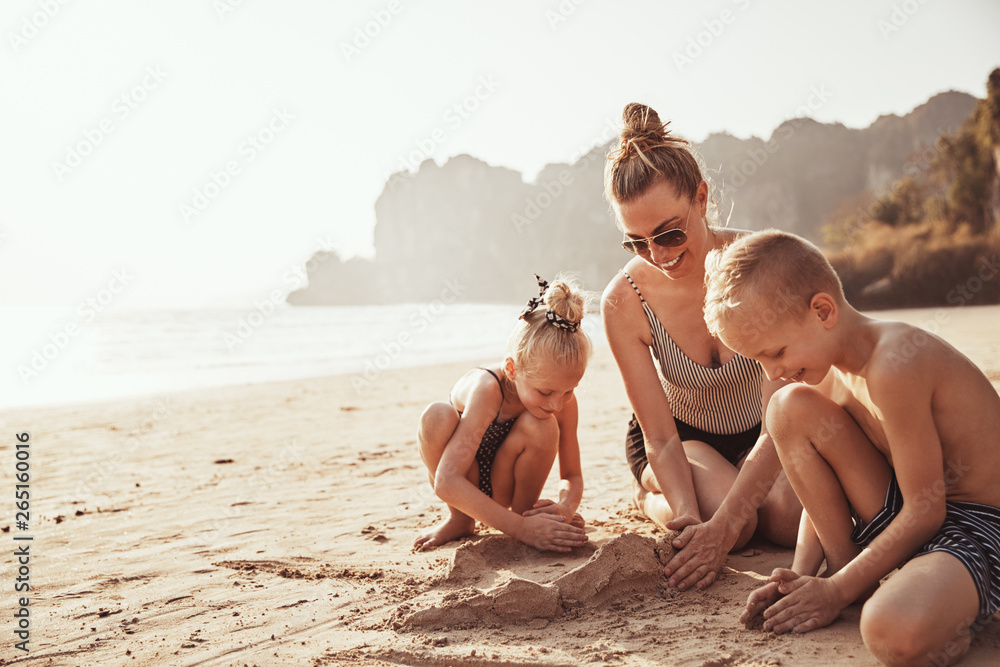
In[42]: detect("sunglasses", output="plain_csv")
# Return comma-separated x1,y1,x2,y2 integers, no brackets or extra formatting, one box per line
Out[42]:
620,199,694,255
621,227,688,254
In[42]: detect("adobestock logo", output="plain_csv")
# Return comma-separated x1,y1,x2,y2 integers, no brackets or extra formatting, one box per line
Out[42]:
179,107,295,224
212,0,247,20
392,76,501,174
8,0,72,53
672,0,754,73
51,65,168,183
545,0,588,30
17,269,134,385
877,0,932,39
352,278,464,393
340,0,407,64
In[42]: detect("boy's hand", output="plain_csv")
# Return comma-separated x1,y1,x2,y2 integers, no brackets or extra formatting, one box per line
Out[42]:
762,569,845,634
741,579,783,626
663,515,729,591
518,513,587,552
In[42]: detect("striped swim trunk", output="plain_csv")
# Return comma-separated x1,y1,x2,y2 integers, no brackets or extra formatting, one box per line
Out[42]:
851,472,1000,619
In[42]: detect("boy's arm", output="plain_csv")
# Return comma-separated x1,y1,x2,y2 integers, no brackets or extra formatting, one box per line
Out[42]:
763,362,947,633
827,368,946,604
790,511,825,576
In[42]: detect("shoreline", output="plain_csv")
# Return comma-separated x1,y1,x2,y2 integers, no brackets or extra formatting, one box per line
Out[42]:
5,302,998,416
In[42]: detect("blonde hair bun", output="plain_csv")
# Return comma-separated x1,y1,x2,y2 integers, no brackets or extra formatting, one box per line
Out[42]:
621,103,668,147
508,274,592,375
543,278,585,327
605,101,708,214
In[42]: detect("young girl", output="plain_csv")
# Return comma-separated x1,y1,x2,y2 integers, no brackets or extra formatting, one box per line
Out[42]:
414,275,591,553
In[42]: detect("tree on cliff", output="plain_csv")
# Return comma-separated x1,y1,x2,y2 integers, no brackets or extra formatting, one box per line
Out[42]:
826,68,1000,309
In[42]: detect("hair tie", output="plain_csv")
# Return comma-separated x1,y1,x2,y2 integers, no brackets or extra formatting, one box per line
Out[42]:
519,274,579,333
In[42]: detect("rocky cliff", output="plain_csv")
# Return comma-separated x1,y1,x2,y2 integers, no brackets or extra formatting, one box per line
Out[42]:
289,91,977,305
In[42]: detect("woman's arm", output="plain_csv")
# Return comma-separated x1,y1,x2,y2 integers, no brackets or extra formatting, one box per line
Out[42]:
602,277,701,521
663,375,790,589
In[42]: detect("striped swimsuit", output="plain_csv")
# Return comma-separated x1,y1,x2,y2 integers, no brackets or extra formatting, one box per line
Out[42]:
620,271,764,483
852,472,1000,619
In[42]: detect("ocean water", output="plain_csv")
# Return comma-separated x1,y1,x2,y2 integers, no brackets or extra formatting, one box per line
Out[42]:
0,303,606,410
4,302,995,411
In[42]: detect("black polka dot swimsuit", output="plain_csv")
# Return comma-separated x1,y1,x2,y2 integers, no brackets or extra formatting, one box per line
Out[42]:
462,368,515,498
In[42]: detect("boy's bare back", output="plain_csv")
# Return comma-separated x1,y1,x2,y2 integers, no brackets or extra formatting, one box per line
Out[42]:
823,318,1000,508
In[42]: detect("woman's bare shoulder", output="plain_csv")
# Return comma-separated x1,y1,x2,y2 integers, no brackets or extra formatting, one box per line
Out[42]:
603,260,655,317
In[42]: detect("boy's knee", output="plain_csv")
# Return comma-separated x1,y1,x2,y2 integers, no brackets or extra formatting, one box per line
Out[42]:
861,597,960,667
860,600,918,665
765,384,822,439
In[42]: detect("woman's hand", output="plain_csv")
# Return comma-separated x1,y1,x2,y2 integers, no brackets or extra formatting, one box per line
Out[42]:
662,515,731,591
517,513,588,552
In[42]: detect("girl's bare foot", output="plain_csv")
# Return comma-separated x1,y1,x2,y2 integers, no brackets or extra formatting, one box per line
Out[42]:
570,512,585,529
413,515,476,551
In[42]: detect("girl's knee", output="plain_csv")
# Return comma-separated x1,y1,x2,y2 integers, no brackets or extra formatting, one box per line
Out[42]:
421,401,458,423
754,481,801,547
418,402,459,451
513,411,559,445
420,402,458,432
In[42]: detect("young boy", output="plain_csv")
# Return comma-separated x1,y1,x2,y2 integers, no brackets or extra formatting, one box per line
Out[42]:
703,230,1000,667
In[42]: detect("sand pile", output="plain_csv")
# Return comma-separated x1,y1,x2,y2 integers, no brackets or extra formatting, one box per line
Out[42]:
442,534,593,586
555,531,675,608
395,532,677,629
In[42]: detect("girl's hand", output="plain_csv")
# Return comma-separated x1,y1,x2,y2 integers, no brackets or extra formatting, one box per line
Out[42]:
522,499,585,528
522,498,564,517
518,513,588,552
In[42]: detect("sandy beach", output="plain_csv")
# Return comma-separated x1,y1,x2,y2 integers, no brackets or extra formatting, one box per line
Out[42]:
2,306,1000,666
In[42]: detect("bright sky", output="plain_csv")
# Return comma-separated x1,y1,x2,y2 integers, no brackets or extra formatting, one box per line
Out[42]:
2,0,998,308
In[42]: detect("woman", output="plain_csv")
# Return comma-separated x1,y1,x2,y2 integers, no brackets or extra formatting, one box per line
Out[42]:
601,103,801,591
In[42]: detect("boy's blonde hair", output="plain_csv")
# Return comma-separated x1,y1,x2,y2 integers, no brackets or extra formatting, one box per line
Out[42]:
704,230,846,338
508,276,592,376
